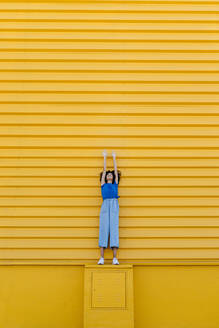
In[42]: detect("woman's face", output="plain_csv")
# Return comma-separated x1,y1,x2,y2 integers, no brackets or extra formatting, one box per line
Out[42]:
106,172,113,182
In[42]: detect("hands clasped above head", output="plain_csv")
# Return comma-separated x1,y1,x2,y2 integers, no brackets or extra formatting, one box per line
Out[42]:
102,149,117,158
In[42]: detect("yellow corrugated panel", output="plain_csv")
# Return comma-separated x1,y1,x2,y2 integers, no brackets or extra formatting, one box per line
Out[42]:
0,0,219,263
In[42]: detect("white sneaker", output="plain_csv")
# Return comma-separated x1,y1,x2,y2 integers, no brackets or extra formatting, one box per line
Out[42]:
98,257,104,265
112,257,119,265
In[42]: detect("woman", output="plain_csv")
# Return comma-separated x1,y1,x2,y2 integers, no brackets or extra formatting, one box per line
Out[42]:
98,149,121,265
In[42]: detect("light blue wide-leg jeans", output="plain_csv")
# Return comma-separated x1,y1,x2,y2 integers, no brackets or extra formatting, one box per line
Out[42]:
98,198,119,249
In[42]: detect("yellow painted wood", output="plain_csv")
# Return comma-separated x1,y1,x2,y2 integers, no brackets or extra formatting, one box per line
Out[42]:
2,217,219,227
1,103,219,113
2,114,219,123
1,83,219,92
1,32,219,41
0,0,218,265
1,93,219,102
1,52,219,60
0,11,218,20
1,60,219,70
1,197,219,206
1,72,219,82
2,177,219,186
2,207,219,217
1,137,219,147
1,226,219,238
2,126,219,135
0,21,217,31
2,149,219,158
1,248,219,260
1,187,219,197
0,2,218,11
1,237,219,248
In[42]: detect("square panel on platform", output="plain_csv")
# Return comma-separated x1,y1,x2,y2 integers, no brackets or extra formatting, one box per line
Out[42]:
84,264,134,328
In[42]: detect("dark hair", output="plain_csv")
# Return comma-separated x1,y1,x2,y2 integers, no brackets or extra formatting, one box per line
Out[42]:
100,169,121,184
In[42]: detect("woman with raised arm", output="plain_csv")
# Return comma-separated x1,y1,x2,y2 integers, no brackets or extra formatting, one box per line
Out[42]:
98,149,121,265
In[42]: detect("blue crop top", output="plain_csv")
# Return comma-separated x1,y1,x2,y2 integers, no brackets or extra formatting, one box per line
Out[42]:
101,181,120,200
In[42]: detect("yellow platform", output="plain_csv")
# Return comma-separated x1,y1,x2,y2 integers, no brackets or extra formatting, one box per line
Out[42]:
84,264,134,328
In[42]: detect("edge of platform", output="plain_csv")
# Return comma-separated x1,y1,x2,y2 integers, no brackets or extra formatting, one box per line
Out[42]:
85,264,133,268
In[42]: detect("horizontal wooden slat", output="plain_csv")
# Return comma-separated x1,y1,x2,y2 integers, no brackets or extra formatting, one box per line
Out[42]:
1,187,219,197
0,22,218,31
1,125,219,135
1,93,219,103
2,114,219,124
1,32,219,41
1,137,219,147
1,82,219,92
0,158,219,167
1,177,219,186
0,207,219,216
1,198,219,207
1,238,219,249
0,249,219,260
1,72,219,82
1,218,219,227
0,227,219,237
4,200,219,209
1,52,219,61
0,41,219,51
1,104,219,114
0,11,218,20
1,149,219,158
0,0,218,4
2,61,219,70
0,168,218,177
0,2,218,11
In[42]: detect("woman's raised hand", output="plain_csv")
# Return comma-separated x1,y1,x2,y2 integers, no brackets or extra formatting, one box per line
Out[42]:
102,149,107,157
112,151,116,158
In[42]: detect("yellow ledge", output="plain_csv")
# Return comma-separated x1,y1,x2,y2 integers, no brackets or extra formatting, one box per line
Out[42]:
85,264,133,268
1,259,219,266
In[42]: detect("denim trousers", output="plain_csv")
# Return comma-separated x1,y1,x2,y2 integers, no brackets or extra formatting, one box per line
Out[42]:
98,198,119,249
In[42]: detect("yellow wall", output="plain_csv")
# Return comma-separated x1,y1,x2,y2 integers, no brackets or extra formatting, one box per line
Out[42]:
0,1,219,327
0,265,84,328
0,0,219,264
134,265,219,328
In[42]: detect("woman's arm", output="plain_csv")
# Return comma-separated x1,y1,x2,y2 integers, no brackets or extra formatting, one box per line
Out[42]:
112,151,118,184
101,150,107,186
